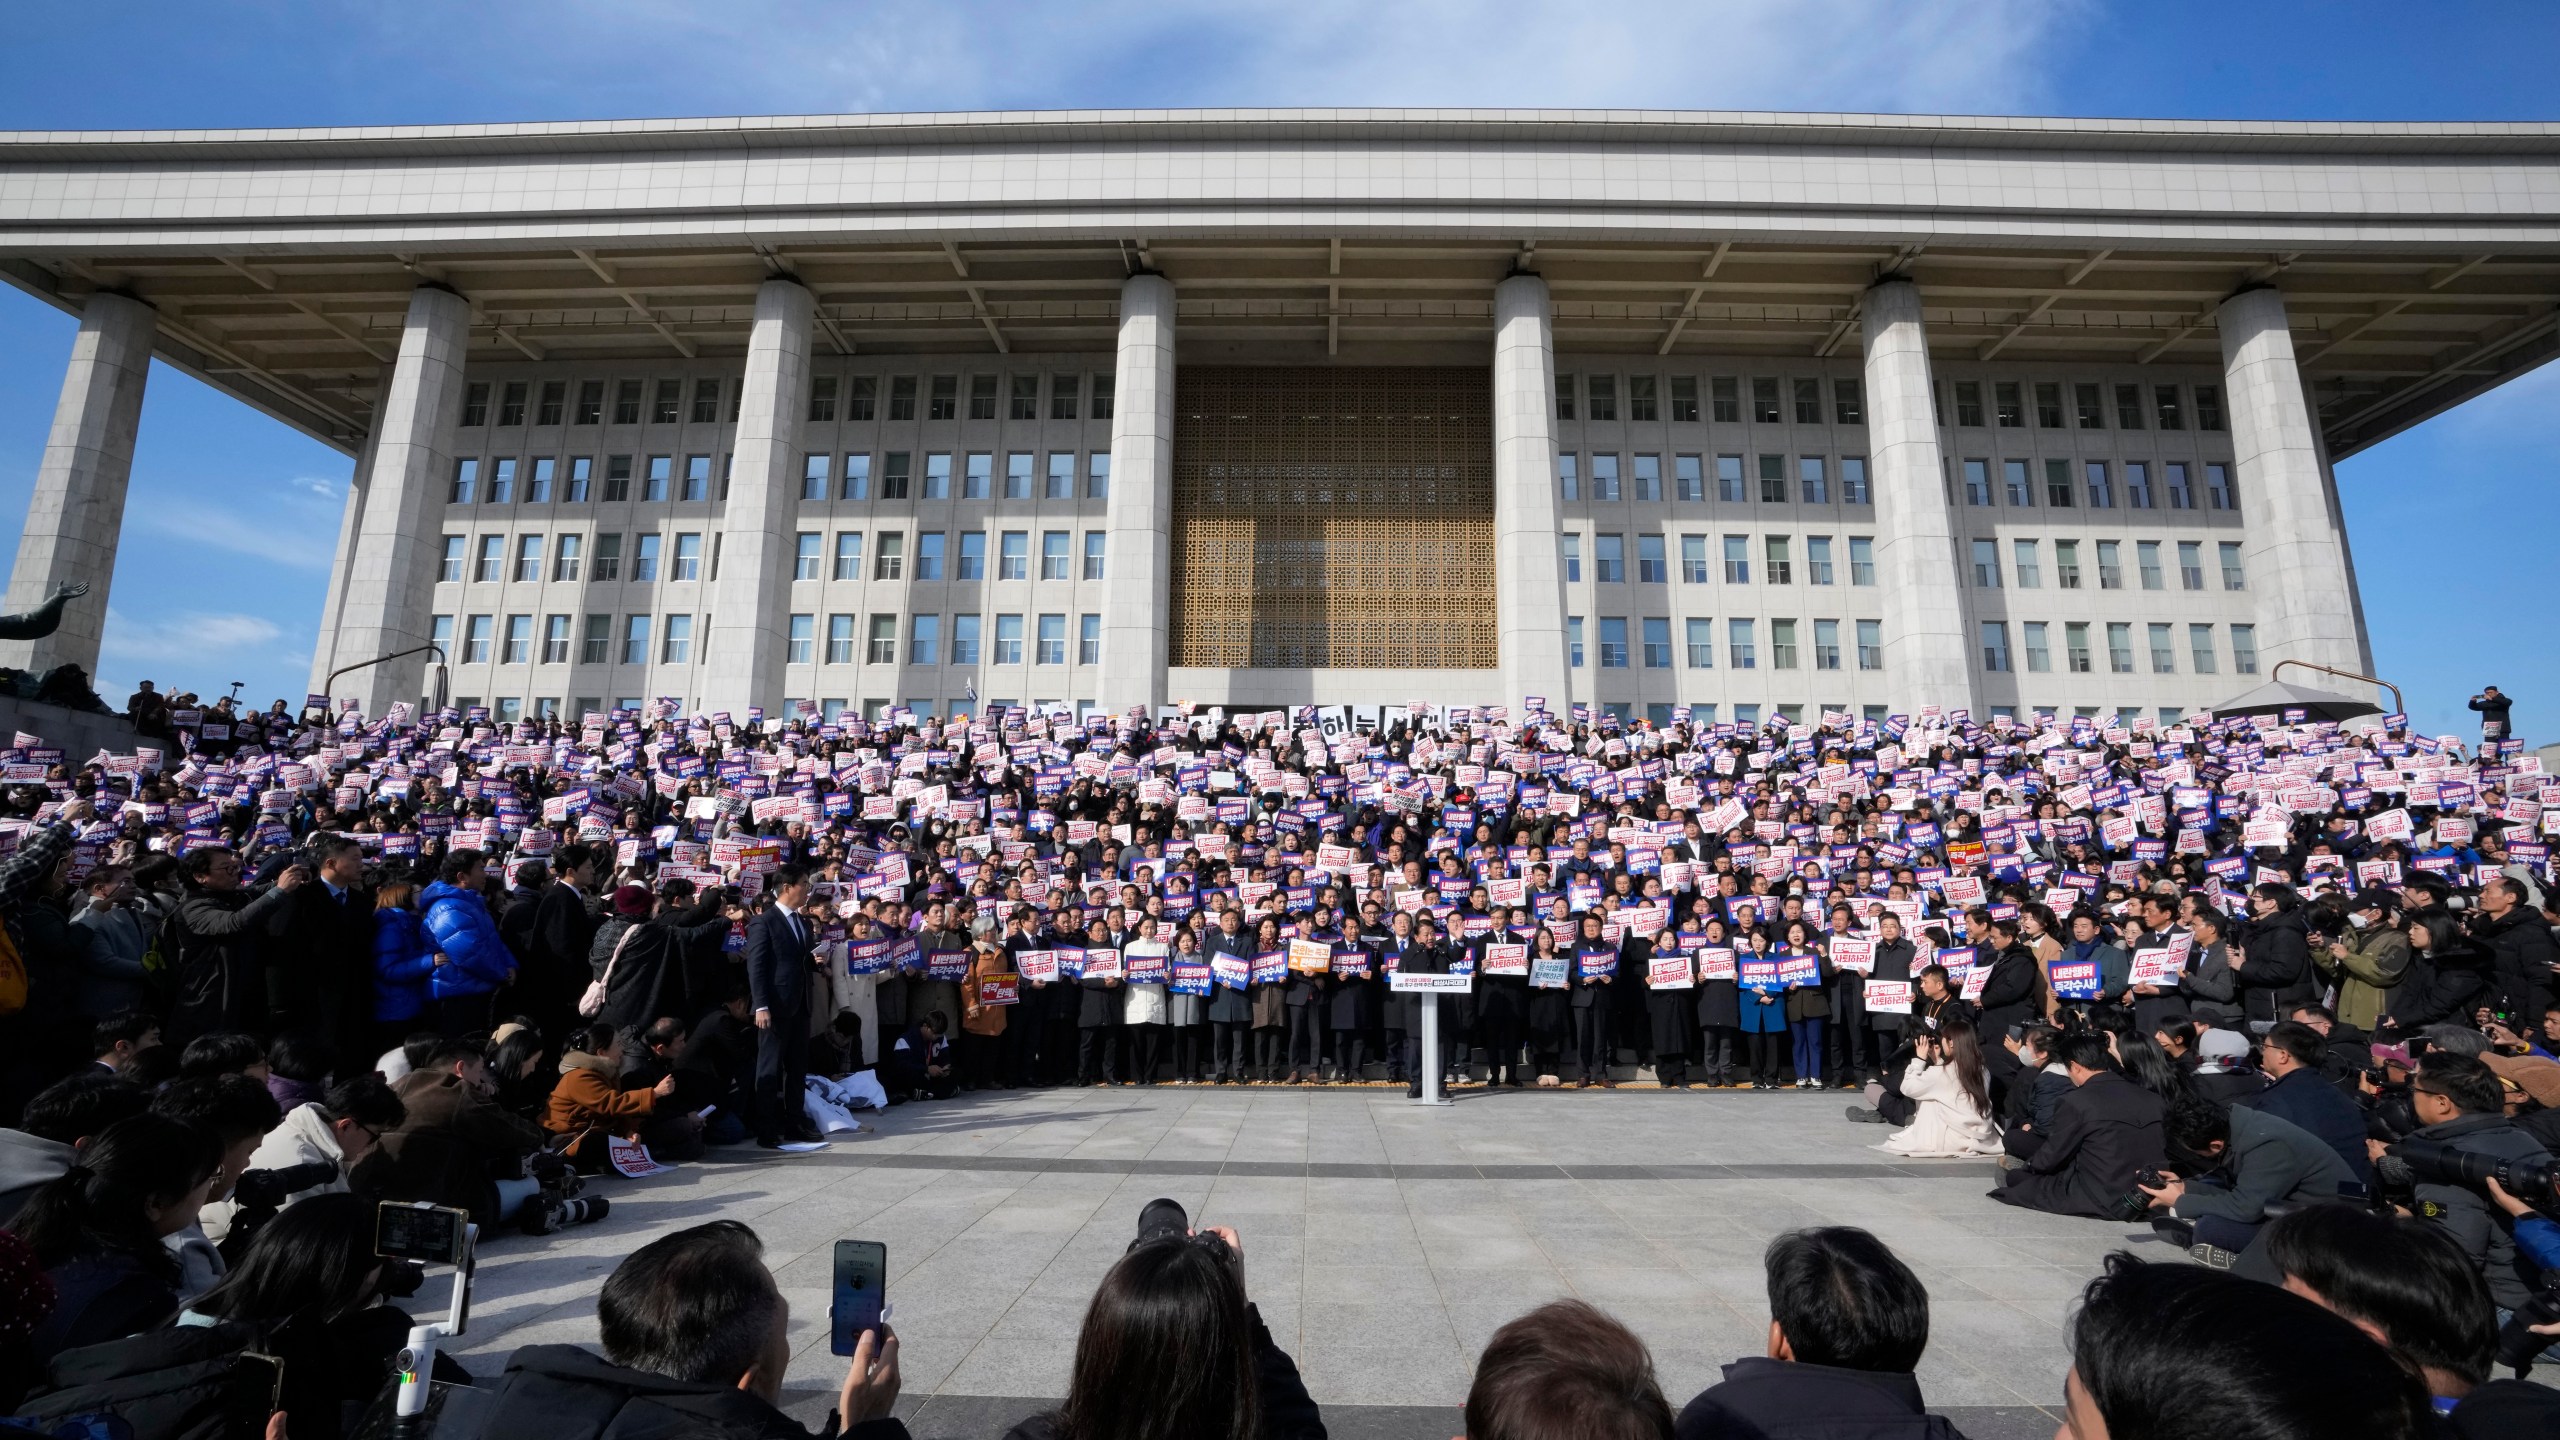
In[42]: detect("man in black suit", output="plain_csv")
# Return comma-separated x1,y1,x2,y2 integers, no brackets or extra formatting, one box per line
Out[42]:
1394,916,1458,1098
745,865,821,1147
524,843,605,1040
275,834,375,1058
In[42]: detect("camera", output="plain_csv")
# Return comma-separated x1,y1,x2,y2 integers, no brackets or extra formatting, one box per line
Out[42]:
231,1160,339,1212
2108,1168,2174,1224
2497,1283,2560,1376
2387,1137,2560,1200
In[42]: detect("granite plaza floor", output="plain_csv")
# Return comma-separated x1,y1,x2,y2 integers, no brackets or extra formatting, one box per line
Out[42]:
441,1083,2154,1439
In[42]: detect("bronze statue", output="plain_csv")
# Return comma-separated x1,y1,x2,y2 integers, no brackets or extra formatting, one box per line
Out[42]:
0,581,87,641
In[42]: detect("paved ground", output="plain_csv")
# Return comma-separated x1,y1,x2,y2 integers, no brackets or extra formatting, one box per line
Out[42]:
439,1083,2160,1438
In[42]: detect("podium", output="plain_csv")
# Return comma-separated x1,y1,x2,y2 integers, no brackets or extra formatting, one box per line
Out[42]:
1388,970,1473,1106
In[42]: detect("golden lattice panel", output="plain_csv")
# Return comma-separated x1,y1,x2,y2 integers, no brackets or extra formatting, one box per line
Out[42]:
1171,367,1496,669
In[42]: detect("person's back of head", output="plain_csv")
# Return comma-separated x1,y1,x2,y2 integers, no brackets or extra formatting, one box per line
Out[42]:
18,1072,146,1145
1064,1234,1258,1440
1763,1228,1929,1373
191,1191,378,1326
267,1032,338,1086
324,1073,407,1134
89,1010,160,1062
1466,1298,1671,1440
2420,1024,2490,1060
2057,1033,2116,1078
2063,1253,2429,1440
14,1113,220,1273
150,1074,282,1154
177,1031,266,1081
598,1219,783,1389
2260,1205,2495,1396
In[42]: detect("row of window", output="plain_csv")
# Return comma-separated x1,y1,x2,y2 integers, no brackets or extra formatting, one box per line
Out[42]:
458,373,1119,429
1554,374,2227,434
1952,457,2236,512
1970,538,2245,593
1977,622,2260,678
447,451,1113,507
437,528,1110,587
1557,452,2238,514
1557,616,2262,678
428,611,1103,669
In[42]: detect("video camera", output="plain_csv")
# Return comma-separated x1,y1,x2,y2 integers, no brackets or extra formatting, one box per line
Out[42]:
218,1160,343,1261
2386,1136,2560,1201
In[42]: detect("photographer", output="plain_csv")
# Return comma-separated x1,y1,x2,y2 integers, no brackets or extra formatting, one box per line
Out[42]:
356,1039,576,1233
2141,1093,2354,1266
2375,1052,2553,1316
2313,891,2411,1034
200,1073,406,1249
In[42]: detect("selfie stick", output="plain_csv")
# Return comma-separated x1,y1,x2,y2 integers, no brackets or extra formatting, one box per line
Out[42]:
389,1221,478,1439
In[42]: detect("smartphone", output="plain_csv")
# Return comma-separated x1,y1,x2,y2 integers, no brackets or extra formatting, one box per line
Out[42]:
376,1201,469,1266
223,1351,284,1440
831,1239,887,1356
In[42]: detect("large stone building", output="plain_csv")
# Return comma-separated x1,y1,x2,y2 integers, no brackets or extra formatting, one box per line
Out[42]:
3,110,2556,724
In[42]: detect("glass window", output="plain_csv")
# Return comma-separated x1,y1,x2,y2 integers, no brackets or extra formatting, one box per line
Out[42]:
1993,382,2024,428
2074,383,2106,429
2044,458,2074,508
2219,542,2246,591
1962,459,1992,506
1629,375,1658,422
1680,534,1708,583
786,614,814,665
1566,617,1584,668
449,458,478,505
1557,454,1579,502
2114,383,2146,430
1078,614,1102,665
459,614,493,663
993,614,1024,665
2147,622,2175,673
1711,377,1740,423
1805,535,1834,585
1004,452,1033,500
1560,535,1581,583
1040,531,1070,581
1555,376,1576,421
592,532,622,581
1953,381,1985,428
2096,540,2121,590
1636,533,1666,583
880,453,911,499
439,536,465,583
925,376,956,421
2022,621,2051,673
2195,385,2225,431
641,455,669,502
2012,539,2041,588
601,455,632,503
2137,540,2163,590
999,531,1028,581
1972,539,2001,588
2206,463,2237,512
1765,535,1792,584
832,532,863,580
659,613,692,664
2154,385,2185,431
1639,618,1670,669
808,375,839,423
646,381,678,425
1006,374,1040,422
2107,622,2133,673
688,379,720,425
1839,456,1869,505
1848,537,1875,586
2178,541,2205,591
1594,534,1625,583
1597,617,1629,668
616,614,652,667
1586,375,1616,421
2188,623,2217,674
427,615,455,659
461,383,489,427
484,457,515,504
2064,621,2091,673
1590,455,1621,502
579,613,609,664
915,532,945,581
1798,456,1828,503
679,455,709,502
1832,379,1862,425
2125,462,2154,509
954,531,984,581
1632,454,1661,501
1980,622,2011,673
838,454,869,501
1045,453,1074,500
1751,378,1780,424
1685,617,1714,668
1090,376,1115,420
1793,378,1823,424
1758,454,1787,503
514,533,543,582
1036,614,1066,665
611,380,643,426
2055,540,2081,589
1855,619,1881,671
502,614,532,664
474,535,503,583
1086,453,1110,500
2002,459,2032,507
827,614,857,664
1812,618,1841,670
1674,454,1703,502
563,456,591,503
958,453,986,500
1715,455,1746,502
2231,623,2258,674
915,453,947,500
1671,377,1700,423
670,533,701,581
867,615,898,664
2084,461,2114,509
951,613,982,665
874,532,904,580
911,614,942,665
800,454,830,502
1083,532,1106,580
2033,383,2064,429
1722,535,1750,584
526,457,555,504
568,381,603,427
1728,618,1757,669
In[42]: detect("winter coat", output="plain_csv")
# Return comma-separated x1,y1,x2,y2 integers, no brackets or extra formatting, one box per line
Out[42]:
590,902,731,1034
421,881,513,1000
1991,1071,2167,1218
473,1342,913,1440
2316,924,2411,1032
544,1050,658,1149
66,902,153,1018
2234,908,2320,1022
372,907,439,1022
2476,907,2559,1021
2168,1105,2353,1224
199,1101,351,1242
1674,1356,1965,1440
166,882,297,1040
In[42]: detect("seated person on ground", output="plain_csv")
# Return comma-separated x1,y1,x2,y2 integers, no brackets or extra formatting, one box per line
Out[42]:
1466,1298,1673,1440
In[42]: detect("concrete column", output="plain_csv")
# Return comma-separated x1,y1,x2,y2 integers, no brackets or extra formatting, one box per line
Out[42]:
1492,274,1572,716
332,286,472,717
1857,279,1975,717
702,278,815,717
2218,286,2364,677
306,375,390,700
0,291,155,678
1097,272,1175,716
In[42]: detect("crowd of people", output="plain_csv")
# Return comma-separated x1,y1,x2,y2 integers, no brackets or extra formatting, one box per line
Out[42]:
0,682,2552,1434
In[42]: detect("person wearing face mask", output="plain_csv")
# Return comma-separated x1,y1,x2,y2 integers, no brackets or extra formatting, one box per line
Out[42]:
2314,891,2410,1035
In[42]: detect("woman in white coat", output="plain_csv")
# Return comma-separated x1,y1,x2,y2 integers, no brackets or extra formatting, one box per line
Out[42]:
1120,916,1172,1084
1874,1024,2003,1159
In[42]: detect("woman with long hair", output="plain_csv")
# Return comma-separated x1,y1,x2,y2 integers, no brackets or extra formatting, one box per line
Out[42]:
15,1113,222,1363
1525,926,1572,1086
1874,1025,2002,1158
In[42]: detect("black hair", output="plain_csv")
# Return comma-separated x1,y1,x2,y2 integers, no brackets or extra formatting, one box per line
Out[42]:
179,845,238,880
643,1016,687,1048
2251,883,2301,913
770,864,810,892
19,1072,147,1145
13,1113,221,1280
2154,1018,2199,1053
2161,1093,2233,1162
177,1031,266,1080
571,1022,620,1055
2262,1022,2326,1070
401,1031,445,1069
437,848,486,884
267,1032,339,1085
2068,1253,2429,1439
487,1026,546,1080
90,1009,161,1058
512,859,550,889
191,1191,382,1327
2057,1033,2116,1074
598,1219,781,1384
422,1039,484,1071
2017,1023,2062,1062
1060,1233,1258,1440
1763,1227,1929,1373
2113,1033,2189,1101
150,1074,283,1149
322,1073,407,1132
2413,1052,2506,1117
2259,1206,2495,1389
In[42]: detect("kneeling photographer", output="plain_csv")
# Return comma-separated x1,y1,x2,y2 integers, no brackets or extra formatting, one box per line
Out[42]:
354,1040,605,1237
2139,1092,2355,1266
2371,1051,2554,1317
201,1073,407,1257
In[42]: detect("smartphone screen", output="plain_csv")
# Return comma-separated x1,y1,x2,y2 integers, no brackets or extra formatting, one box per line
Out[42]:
831,1239,886,1356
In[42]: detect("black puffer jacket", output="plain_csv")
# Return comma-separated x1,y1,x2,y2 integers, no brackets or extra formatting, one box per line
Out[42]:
477,1343,911,1440
2234,907,2320,1022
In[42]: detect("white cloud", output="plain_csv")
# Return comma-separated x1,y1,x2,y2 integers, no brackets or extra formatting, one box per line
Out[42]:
99,609,289,667
130,474,340,570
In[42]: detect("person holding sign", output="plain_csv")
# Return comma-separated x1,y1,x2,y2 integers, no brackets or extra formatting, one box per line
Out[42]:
1281,928,1330,1085
1205,910,1254,1084
1643,933,1696,1089
1121,918,1172,1086
1166,928,1212,1084
1690,917,1742,1089
1074,918,1124,1086
1326,909,1379,1084
1471,907,1530,1088
2053,910,2130,1022
1526,928,1572,1086
1737,929,1790,1091
1248,917,1290,1082
1778,919,1832,1091
1571,914,1621,1088
959,942,1012,1088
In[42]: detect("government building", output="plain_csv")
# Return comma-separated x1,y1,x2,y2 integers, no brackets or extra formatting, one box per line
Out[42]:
3,110,2555,725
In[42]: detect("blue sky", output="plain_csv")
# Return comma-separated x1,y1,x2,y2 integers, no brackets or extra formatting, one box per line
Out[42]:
0,1,2552,737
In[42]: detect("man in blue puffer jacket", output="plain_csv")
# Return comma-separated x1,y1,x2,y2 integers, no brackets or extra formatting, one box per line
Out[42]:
423,849,516,1039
